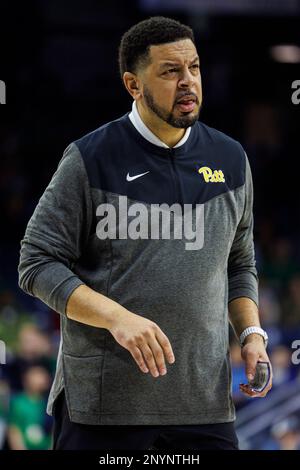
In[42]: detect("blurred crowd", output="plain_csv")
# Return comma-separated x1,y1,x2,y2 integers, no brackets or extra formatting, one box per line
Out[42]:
228,105,300,450
0,323,56,449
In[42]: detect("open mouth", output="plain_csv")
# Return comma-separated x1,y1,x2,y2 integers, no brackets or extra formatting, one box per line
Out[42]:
176,96,197,113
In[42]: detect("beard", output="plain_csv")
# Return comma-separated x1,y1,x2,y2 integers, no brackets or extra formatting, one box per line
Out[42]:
143,85,201,129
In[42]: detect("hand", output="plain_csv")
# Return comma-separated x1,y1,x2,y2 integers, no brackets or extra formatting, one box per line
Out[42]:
239,334,273,398
108,309,175,378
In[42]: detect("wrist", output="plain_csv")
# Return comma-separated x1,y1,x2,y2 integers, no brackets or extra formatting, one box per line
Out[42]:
242,333,265,347
105,303,131,331
239,326,268,349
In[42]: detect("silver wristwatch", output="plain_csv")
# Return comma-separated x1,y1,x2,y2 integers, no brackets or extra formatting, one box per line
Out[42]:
239,326,268,349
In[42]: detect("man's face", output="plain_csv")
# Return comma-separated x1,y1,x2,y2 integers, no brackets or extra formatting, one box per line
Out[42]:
140,39,202,128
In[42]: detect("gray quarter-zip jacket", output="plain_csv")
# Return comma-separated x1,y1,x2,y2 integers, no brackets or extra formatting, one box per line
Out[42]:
18,113,258,425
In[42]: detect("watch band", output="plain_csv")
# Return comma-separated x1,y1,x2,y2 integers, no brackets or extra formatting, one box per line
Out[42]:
239,326,268,348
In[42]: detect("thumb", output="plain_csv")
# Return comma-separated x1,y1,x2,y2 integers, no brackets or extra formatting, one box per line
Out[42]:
244,351,258,381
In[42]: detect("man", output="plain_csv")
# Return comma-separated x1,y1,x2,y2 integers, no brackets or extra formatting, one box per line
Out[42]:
18,16,272,450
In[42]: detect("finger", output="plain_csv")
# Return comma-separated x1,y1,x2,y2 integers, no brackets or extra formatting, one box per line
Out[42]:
139,343,160,378
268,379,273,390
239,384,259,397
244,351,258,381
155,328,175,364
130,346,149,374
263,380,273,395
248,379,272,395
148,336,167,375
239,383,269,398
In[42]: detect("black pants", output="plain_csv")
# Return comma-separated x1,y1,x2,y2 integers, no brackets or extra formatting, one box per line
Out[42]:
52,389,239,450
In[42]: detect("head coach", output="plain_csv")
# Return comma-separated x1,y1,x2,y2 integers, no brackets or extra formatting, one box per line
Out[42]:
18,16,272,450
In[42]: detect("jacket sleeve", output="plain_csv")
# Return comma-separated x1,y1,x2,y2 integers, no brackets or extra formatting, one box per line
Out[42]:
18,142,92,315
227,151,259,307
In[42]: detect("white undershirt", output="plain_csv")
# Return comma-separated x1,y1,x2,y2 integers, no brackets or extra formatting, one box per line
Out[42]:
128,100,191,148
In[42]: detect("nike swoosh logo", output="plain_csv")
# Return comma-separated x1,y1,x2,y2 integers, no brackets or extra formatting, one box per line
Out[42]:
126,171,150,182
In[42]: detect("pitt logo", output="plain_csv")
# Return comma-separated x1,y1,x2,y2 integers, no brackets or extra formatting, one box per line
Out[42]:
198,166,225,183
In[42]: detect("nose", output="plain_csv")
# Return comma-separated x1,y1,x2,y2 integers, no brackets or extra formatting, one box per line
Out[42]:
177,65,195,88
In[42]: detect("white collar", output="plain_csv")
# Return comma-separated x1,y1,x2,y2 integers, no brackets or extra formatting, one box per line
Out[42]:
128,100,191,148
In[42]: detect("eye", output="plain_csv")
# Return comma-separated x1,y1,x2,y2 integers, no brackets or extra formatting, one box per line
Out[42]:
163,68,178,75
190,64,200,70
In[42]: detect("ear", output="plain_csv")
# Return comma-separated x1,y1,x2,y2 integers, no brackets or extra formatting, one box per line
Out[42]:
122,72,142,100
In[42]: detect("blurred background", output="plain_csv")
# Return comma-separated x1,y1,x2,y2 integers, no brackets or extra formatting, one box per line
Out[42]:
0,0,300,450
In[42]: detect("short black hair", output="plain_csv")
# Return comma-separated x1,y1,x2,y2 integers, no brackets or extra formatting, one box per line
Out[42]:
118,16,195,79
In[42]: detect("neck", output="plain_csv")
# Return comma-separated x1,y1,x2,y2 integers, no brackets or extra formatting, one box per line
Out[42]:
136,100,185,148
